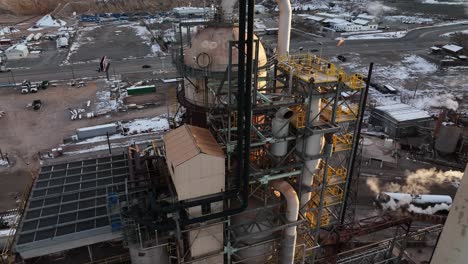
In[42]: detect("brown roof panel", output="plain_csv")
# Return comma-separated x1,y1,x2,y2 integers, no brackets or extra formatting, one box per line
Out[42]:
164,125,224,167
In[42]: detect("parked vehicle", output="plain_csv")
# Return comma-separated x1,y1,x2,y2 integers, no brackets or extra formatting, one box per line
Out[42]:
32,100,42,110
337,55,347,62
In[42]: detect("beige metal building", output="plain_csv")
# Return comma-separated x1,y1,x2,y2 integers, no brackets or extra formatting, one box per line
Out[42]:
164,124,226,201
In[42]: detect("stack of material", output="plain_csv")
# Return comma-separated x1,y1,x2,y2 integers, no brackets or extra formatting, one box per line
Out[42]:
68,108,85,120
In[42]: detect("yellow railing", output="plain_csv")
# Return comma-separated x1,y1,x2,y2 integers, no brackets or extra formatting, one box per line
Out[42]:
314,162,347,185
333,133,353,152
278,53,365,89
322,103,359,123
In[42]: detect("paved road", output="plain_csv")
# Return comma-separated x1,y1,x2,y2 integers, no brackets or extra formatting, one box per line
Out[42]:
290,23,468,57
1,23,467,84
0,56,175,84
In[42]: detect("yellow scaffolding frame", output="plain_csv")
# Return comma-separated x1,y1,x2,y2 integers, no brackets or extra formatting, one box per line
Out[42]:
314,162,348,185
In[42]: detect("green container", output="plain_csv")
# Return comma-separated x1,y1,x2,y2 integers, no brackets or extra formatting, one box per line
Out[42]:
127,85,156,95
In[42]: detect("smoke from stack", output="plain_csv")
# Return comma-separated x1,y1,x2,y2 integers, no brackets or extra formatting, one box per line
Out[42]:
366,168,463,195
366,1,395,17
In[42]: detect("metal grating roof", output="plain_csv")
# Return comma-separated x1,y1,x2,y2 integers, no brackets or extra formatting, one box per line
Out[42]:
15,154,130,258
375,103,431,122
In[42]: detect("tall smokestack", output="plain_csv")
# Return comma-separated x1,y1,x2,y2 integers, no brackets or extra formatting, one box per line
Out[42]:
276,0,292,56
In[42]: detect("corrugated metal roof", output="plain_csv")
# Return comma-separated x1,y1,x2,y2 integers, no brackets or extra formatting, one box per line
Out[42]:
375,103,431,122
164,125,224,167
442,44,463,53
353,18,370,25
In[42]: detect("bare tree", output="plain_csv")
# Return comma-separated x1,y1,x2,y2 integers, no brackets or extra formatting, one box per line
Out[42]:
450,32,468,54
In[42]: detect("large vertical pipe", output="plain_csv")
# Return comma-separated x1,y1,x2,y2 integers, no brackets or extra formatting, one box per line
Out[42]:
271,108,294,158
275,0,292,56
298,97,323,207
271,180,299,264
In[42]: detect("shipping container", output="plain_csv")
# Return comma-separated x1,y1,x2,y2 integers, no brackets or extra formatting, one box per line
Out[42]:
76,123,118,139
127,85,156,95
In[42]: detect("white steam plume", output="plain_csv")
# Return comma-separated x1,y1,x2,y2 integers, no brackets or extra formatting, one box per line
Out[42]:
412,93,459,111
366,1,395,17
366,168,463,195
221,0,237,19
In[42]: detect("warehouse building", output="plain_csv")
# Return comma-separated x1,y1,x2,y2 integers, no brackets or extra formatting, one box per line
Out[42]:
369,103,432,138
5,44,29,60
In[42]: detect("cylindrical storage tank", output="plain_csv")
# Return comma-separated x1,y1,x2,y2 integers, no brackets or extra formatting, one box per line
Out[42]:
182,26,268,109
435,125,462,154
231,198,277,263
129,244,169,264
271,108,294,158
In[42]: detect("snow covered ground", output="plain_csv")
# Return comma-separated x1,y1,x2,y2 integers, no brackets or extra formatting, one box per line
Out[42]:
335,53,466,113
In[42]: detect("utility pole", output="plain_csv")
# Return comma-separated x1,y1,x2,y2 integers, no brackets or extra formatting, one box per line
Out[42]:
9,70,16,87
70,65,76,80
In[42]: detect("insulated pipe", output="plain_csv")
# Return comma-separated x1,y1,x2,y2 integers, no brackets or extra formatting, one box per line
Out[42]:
297,97,323,207
271,108,294,158
276,0,292,56
271,180,299,264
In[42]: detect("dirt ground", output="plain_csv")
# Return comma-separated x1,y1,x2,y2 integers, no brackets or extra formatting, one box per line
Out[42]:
69,23,152,63
0,79,176,211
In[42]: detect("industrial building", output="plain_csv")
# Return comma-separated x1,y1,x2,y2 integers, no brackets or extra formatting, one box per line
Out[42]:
2,1,465,264
369,103,432,138
5,44,28,60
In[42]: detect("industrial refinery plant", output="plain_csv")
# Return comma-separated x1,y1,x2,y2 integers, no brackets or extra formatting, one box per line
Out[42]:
0,0,467,264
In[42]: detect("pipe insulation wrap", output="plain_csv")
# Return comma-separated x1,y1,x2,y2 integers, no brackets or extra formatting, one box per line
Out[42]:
271,180,299,264
297,98,323,206
271,108,294,158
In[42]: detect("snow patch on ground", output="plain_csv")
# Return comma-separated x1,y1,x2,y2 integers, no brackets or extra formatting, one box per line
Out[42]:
72,117,169,145
36,14,66,27
118,23,163,56
421,0,468,5
95,90,119,115
0,159,8,167
118,24,151,43
342,31,407,40
0,27,19,35
441,29,468,37
383,15,434,24
27,27,44,31
124,117,169,133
